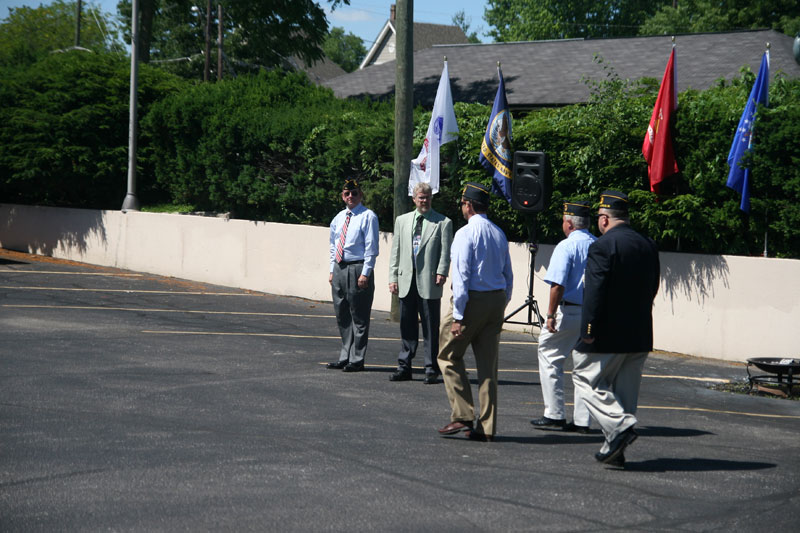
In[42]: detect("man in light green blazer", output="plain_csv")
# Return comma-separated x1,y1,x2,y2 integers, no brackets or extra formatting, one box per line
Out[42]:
388,182,454,384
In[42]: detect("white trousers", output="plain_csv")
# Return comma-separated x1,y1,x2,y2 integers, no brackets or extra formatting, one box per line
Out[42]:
536,305,591,426
572,350,648,452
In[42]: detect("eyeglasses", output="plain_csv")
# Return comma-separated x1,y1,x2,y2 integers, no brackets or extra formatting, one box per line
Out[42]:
459,200,470,206
343,190,360,197
595,213,609,221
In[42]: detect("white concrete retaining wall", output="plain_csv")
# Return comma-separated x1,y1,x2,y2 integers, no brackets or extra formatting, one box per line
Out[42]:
2,203,798,363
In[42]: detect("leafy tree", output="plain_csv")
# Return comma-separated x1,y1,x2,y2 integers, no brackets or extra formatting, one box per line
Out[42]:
484,0,664,41
639,0,800,37
452,9,481,43
322,27,366,72
116,0,351,78
0,0,123,67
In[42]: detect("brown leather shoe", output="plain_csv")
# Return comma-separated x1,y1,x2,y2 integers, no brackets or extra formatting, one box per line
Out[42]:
437,421,473,435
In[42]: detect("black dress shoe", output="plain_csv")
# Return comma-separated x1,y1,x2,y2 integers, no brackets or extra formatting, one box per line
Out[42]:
530,416,567,430
437,421,473,435
564,422,591,434
342,362,364,372
422,373,439,385
326,360,348,369
389,369,412,381
606,452,625,468
595,427,637,464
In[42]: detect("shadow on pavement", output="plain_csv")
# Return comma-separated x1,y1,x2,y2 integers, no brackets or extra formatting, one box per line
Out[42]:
637,426,714,438
624,458,776,472
0,258,28,265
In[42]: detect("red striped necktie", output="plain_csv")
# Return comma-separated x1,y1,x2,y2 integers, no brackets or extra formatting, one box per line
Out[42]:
335,211,352,263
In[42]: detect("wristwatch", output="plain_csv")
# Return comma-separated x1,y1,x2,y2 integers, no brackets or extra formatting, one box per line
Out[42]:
546,314,556,319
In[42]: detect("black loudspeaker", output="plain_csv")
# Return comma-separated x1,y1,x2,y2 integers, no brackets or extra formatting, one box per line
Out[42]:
511,151,550,213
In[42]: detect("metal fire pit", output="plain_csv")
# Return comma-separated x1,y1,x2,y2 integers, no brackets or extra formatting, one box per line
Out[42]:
746,357,800,397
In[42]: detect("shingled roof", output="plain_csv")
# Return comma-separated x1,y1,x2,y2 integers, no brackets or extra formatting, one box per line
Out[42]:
287,54,346,83
325,30,800,109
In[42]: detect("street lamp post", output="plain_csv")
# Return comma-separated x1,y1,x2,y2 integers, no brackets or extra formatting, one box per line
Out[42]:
122,0,140,212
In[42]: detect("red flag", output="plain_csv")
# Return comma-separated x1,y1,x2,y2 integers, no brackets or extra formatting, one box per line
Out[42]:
643,48,679,194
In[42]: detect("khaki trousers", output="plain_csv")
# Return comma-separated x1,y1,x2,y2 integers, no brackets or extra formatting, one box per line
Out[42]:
438,290,507,436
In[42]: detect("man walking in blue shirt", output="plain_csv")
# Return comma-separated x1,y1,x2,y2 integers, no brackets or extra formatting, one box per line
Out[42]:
436,183,513,442
531,201,596,433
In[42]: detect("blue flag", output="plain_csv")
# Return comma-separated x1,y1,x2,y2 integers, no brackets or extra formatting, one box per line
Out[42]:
726,51,769,213
479,68,513,202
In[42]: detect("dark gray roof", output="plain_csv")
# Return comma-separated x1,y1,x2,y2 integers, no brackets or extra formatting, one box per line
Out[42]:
324,30,800,108
285,54,347,83
413,22,470,51
299,56,347,83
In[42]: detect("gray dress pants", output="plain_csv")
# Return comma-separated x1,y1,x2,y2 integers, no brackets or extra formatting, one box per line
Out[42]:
572,350,648,452
331,261,374,364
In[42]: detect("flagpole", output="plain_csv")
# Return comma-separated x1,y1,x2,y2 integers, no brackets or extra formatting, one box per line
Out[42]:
441,56,446,192
763,41,770,258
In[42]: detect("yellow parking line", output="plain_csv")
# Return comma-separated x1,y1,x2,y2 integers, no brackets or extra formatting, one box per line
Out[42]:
3,304,333,319
636,404,800,420
141,329,535,346
522,401,800,420
143,330,390,341
0,270,142,277
2,305,536,346
498,367,729,383
0,286,259,296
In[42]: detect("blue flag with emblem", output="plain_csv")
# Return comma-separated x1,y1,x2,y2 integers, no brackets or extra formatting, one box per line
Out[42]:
726,51,769,213
479,67,513,202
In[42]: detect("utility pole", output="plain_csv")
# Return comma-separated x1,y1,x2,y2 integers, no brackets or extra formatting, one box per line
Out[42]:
392,0,413,320
74,0,82,46
394,0,413,225
217,3,223,81
204,0,211,82
122,0,140,211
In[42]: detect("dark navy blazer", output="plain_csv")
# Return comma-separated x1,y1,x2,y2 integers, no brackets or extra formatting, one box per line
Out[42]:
576,224,660,353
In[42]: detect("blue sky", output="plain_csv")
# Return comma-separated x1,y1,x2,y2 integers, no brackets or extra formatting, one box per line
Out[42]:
0,0,492,45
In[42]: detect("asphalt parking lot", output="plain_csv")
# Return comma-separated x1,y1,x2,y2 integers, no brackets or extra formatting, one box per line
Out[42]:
1,248,799,531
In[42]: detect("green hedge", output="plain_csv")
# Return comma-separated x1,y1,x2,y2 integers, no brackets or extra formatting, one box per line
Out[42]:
142,69,395,224
0,51,185,208
2,52,799,258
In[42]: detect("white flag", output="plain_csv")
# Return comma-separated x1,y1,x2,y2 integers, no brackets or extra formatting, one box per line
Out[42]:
409,61,458,195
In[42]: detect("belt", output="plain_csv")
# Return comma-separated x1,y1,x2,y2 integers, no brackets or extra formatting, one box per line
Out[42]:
467,289,506,295
560,300,581,306
338,259,364,266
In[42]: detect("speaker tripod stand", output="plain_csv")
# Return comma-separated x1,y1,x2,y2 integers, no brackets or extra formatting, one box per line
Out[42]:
504,223,543,329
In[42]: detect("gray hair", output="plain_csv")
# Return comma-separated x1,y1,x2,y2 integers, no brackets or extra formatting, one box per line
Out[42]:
565,214,589,229
413,182,432,196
